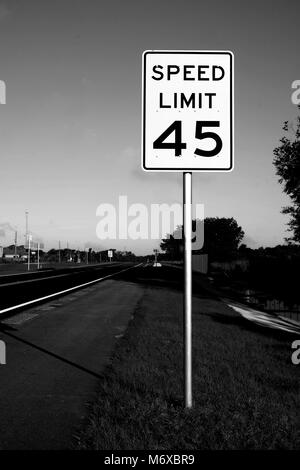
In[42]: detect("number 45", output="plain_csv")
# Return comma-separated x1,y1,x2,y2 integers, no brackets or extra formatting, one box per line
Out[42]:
153,120,222,157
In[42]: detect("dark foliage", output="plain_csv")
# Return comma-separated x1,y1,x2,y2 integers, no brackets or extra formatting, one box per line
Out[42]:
160,217,244,261
273,107,300,242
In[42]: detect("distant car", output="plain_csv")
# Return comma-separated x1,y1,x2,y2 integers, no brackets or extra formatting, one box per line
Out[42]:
153,262,162,267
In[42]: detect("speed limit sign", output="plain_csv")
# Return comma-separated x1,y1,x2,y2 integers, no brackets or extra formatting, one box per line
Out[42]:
141,50,234,409
142,50,233,171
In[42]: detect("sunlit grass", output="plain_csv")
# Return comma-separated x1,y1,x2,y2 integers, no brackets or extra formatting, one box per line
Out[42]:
77,276,300,450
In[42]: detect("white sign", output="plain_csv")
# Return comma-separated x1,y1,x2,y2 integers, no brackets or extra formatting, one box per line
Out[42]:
142,50,234,172
108,250,113,258
25,235,44,250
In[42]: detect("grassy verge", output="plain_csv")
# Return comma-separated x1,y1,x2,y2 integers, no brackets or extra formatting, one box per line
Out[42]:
77,276,300,450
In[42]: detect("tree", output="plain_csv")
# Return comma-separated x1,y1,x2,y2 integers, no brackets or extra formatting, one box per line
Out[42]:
273,107,300,242
200,217,244,260
160,226,183,260
160,217,244,261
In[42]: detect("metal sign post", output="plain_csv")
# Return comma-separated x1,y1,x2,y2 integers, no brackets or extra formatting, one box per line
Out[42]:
183,172,192,408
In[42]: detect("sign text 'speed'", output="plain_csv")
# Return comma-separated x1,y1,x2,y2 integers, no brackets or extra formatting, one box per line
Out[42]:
151,64,225,81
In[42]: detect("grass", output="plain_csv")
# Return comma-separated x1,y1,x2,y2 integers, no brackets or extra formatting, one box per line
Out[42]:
76,269,300,450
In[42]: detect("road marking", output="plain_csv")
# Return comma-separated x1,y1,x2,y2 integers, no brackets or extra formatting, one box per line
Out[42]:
0,272,72,288
0,264,142,316
0,269,52,278
0,263,119,280
225,299,300,335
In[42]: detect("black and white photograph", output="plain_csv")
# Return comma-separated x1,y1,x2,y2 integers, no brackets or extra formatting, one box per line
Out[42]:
0,0,299,458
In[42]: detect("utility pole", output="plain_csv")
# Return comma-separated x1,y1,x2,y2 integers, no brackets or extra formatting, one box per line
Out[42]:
25,211,28,240
25,211,29,258
37,242,40,270
25,211,30,270
14,231,17,256
58,240,61,264
27,234,31,271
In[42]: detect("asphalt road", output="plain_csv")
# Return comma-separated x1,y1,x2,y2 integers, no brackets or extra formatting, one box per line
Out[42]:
0,267,143,449
0,262,133,314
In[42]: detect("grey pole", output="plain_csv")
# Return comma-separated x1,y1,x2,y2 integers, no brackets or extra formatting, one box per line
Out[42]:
183,171,192,408
25,211,28,240
25,211,29,261
27,235,31,272
14,231,17,256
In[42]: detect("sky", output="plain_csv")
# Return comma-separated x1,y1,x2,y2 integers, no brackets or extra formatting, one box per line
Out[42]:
0,0,299,254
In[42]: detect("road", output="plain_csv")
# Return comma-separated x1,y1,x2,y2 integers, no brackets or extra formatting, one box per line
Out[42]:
0,263,143,449
0,262,133,315
0,263,299,449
